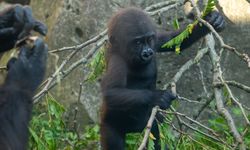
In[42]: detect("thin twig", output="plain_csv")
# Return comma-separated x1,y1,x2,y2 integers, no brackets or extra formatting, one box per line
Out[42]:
33,37,107,102
221,79,250,125
214,80,250,93
164,47,209,89
49,29,107,53
73,83,83,140
178,96,205,104
147,2,182,16
145,0,176,12
138,106,159,150
161,110,220,137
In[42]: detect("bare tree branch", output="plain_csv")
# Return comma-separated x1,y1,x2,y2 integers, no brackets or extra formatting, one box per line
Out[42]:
138,106,159,150
49,29,107,53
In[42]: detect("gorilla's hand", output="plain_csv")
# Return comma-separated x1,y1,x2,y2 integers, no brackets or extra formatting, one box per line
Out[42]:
153,90,176,110
0,4,47,52
204,11,225,32
5,38,48,93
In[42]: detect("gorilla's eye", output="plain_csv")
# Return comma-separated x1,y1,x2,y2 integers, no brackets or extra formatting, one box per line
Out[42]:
148,37,153,43
135,40,142,46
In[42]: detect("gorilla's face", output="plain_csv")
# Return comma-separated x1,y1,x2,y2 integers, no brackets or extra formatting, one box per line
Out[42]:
127,31,156,65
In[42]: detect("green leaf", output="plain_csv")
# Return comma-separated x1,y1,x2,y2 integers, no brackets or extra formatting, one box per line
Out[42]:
175,45,181,55
147,137,155,150
232,108,242,116
202,0,217,18
86,47,106,82
46,94,65,119
173,18,180,30
161,0,217,54
29,127,47,150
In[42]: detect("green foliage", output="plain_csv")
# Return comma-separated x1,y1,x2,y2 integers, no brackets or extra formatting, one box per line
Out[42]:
80,125,100,150
161,0,217,54
161,24,195,54
29,95,250,149
173,18,180,30
29,94,100,150
126,133,143,149
29,94,66,150
202,0,217,17
158,121,175,150
147,137,155,150
86,47,106,82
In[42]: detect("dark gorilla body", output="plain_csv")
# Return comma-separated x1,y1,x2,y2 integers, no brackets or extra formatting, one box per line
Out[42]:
101,7,225,150
0,5,48,150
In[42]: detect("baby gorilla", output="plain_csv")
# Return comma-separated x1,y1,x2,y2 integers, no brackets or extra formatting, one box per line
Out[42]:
100,7,225,150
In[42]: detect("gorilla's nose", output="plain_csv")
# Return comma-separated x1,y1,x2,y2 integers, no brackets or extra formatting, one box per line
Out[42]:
141,48,154,61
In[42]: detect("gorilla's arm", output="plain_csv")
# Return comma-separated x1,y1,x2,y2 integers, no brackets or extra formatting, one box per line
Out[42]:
156,11,225,52
102,55,175,111
0,39,48,150
0,85,33,150
101,55,155,111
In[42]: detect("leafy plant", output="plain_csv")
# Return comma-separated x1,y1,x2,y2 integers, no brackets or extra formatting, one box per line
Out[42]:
161,0,217,54
29,93,100,150
86,47,106,82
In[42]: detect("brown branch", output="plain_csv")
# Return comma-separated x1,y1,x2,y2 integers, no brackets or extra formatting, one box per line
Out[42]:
138,106,159,150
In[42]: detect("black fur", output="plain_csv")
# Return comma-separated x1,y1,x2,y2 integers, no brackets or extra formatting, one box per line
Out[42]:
0,5,48,150
0,4,47,52
0,38,47,150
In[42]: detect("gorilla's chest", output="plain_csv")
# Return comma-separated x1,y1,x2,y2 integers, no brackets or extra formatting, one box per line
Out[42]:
127,63,157,89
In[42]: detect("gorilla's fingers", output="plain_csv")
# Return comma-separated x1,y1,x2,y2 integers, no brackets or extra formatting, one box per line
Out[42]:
17,7,34,39
217,20,225,32
34,21,47,36
18,46,29,62
30,38,48,63
32,38,45,55
205,11,218,24
214,15,223,27
7,57,17,70
23,6,33,23
13,4,25,25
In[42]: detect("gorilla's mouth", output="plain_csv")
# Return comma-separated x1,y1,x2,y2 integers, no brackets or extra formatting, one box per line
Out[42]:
141,50,154,61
